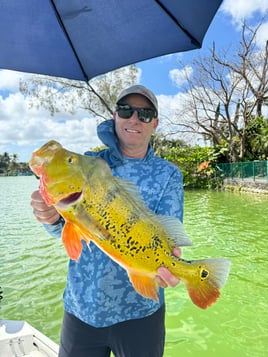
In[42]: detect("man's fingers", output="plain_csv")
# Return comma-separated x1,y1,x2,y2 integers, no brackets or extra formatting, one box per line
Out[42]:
157,267,180,288
156,247,182,288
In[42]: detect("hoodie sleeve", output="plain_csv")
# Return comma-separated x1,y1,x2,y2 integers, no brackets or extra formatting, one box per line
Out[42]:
43,217,65,238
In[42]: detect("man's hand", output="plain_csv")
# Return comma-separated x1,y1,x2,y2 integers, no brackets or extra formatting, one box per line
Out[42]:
31,190,60,224
156,248,181,288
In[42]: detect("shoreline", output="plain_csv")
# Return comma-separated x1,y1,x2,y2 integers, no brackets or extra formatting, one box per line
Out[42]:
222,178,268,195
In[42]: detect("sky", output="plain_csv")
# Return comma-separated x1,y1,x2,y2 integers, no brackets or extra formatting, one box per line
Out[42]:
0,0,268,163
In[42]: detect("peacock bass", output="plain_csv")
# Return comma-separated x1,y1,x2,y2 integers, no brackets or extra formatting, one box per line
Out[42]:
29,140,230,309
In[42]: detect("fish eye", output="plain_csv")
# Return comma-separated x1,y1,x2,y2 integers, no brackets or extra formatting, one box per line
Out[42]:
67,156,73,164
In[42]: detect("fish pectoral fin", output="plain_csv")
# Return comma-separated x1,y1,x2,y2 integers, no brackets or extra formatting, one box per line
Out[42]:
128,271,159,302
62,222,88,262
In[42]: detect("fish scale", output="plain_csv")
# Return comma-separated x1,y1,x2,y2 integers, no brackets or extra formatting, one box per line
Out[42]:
29,140,231,309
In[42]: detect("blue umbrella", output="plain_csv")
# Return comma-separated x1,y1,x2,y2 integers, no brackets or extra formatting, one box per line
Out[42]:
0,0,222,81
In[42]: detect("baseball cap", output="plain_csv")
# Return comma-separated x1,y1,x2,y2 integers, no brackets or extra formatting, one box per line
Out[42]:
116,85,158,115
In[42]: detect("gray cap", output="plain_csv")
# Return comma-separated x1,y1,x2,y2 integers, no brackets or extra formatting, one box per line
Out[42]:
116,85,158,115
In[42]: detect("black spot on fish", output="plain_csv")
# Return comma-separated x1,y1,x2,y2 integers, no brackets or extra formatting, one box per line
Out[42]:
151,235,163,250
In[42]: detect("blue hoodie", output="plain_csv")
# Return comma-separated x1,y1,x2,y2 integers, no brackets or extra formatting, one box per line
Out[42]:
44,119,184,327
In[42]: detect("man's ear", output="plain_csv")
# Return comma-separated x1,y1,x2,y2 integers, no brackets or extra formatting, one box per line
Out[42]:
153,118,159,131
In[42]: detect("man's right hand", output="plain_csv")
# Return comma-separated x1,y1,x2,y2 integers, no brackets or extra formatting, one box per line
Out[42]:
31,190,60,224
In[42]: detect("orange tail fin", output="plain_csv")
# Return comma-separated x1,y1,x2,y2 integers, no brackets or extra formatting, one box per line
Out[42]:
185,258,231,309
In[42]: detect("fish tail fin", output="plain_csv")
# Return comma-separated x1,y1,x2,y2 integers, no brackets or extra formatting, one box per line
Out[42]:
184,258,231,309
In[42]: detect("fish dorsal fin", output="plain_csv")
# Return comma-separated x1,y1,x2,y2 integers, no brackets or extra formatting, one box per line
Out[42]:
157,215,192,247
113,177,151,211
114,177,192,248
114,177,142,197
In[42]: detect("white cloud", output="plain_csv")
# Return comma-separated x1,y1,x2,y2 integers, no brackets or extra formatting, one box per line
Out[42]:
0,69,32,92
256,22,268,47
220,1,268,49
221,0,268,23
169,66,193,88
0,71,101,161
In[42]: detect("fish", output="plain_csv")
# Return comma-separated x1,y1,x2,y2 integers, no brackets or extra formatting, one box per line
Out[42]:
29,140,231,309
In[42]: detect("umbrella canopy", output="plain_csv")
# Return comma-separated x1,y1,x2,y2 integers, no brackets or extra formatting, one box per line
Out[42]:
0,0,222,82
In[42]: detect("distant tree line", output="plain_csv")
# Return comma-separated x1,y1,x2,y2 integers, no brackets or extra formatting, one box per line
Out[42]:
0,152,32,176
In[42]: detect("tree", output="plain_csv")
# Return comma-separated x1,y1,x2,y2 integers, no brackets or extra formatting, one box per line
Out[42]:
169,19,268,162
244,116,268,160
0,152,10,172
20,65,140,119
151,135,224,188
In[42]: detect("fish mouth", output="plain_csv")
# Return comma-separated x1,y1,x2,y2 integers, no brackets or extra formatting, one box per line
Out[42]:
57,191,82,208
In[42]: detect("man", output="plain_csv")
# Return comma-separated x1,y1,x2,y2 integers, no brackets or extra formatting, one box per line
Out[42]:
31,85,183,357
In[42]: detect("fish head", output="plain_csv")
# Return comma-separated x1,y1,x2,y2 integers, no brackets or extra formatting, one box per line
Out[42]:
29,140,108,207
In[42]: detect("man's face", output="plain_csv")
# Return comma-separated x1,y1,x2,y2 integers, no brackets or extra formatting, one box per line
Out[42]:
113,94,158,157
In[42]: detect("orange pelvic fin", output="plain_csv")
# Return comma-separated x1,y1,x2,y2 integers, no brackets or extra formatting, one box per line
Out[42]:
128,271,159,302
185,258,231,309
62,222,87,261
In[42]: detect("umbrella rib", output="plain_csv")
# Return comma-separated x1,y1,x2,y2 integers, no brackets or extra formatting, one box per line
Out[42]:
154,0,201,48
49,0,89,82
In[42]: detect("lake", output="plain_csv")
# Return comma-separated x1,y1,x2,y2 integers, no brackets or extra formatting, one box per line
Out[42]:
1,176,267,356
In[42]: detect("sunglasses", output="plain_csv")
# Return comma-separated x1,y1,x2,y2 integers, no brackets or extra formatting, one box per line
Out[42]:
116,104,157,123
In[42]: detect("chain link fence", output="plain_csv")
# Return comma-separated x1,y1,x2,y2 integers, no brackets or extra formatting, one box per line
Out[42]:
217,161,268,182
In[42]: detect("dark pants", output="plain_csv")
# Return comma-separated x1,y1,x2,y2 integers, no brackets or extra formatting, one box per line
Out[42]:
59,305,165,357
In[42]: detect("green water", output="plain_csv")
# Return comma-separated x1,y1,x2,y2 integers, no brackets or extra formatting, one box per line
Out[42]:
1,177,268,356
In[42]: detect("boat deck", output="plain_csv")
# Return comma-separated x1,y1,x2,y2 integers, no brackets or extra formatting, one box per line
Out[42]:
0,320,59,357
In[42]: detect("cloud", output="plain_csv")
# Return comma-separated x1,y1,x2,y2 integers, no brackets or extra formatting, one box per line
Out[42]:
221,0,268,23
169,66,193,88
0,69,32,92
0,71,101,161
220,1,268,48
256,21,268,47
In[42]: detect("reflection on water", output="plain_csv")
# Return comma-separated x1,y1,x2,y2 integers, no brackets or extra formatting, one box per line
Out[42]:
1,178,268,356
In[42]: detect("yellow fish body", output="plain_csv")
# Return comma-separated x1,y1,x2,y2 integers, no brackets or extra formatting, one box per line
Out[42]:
29,140,230,309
